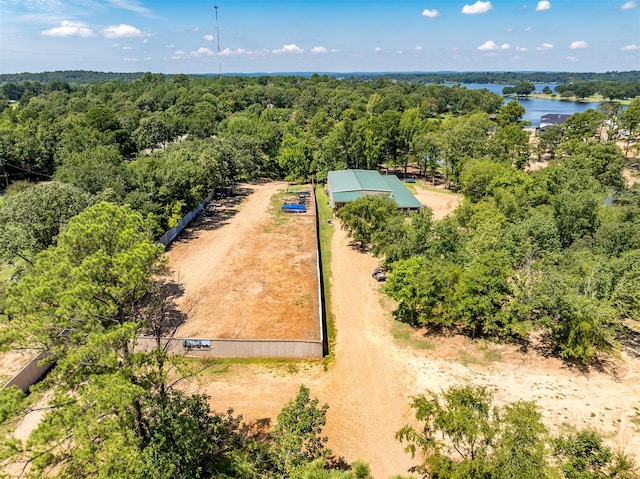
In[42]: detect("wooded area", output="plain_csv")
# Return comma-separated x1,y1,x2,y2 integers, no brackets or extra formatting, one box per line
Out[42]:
0,71,639,478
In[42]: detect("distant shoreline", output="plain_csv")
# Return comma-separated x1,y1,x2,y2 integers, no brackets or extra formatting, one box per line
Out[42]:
503,93,633,106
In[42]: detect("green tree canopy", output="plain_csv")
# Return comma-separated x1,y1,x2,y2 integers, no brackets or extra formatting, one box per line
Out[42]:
0,181,93,264
397,384,550,479
337,195,402,248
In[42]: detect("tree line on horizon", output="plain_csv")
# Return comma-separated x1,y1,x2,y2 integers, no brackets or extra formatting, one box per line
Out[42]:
1,69,639,89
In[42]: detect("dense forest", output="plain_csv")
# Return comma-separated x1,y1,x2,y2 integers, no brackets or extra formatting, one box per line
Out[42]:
0,71,639,478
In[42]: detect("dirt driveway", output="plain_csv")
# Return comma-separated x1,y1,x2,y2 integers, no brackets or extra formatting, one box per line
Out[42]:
196,185,640,478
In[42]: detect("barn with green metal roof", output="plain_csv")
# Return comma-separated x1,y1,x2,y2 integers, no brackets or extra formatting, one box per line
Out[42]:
326,169,423,213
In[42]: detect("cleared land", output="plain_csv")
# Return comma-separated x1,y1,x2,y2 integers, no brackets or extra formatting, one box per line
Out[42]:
167,182,320,340
194,182,640,478
408,183,463,219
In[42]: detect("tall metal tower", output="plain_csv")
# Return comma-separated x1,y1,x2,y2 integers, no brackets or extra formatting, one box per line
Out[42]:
214,3,222,78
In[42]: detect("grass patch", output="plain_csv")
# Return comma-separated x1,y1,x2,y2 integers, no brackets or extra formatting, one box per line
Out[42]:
266,185,314,232
509,93,634,106
391,321,435,350
412,181,461,196
315,185,336,368
183,356,321,377
295,293,311,308
265,189,292,230
457,342,502,365
631,405,640,431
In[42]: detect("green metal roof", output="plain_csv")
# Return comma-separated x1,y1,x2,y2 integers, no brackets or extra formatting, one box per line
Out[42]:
380,175,423,209
328,169,422,209
328,169,391,194
332,191,366,203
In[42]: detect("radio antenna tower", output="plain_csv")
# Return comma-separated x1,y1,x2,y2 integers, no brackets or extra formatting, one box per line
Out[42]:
214,3,222,78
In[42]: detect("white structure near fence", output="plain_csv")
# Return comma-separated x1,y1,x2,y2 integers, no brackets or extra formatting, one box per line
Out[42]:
135,337,324,358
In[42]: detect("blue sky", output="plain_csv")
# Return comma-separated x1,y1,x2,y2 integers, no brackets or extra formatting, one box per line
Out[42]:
0,0,638,74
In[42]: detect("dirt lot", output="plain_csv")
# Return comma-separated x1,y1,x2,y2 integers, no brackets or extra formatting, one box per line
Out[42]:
409,184,463,219
195,183,640,478
166,182,320,340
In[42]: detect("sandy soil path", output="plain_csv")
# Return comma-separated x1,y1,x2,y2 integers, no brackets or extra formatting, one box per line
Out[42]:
313,224,415,476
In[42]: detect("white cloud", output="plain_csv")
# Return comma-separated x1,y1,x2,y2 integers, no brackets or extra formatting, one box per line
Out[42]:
506,27,513,32
42,20,96,37
220,47,249,56
102,24,147,38
515,46,528,52
123,56,151,62
524,26,532,32
422,8,440,18
311,46,328,54
165,44,175,48
374,47,382,52
477,40,510,51
122,46,132,50
537,43,554,50
415,45,423,51
271,44,304,54
172,47,215,60
570,40,588,49
566,56,579,62
190,47,214,57
621,44,640,50
462,1,493,14
204,34,214,41
621,1,637,9
536,1,551,11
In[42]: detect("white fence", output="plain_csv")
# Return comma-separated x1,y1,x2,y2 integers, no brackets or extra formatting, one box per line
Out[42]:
1,351,54,393
159,190,216,246
135,336,324,358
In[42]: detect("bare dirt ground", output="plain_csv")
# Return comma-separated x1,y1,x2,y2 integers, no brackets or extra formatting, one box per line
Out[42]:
0,349,36,385
624,168,639,187
167,182,319,340
409,184,463,219
196,185,640,478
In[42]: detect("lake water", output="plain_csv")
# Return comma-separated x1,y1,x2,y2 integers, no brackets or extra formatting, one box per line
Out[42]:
462,83,602,127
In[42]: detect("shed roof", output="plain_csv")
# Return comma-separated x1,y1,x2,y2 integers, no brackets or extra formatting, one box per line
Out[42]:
380,174,423,209
328,169,422,209
328,169,392,194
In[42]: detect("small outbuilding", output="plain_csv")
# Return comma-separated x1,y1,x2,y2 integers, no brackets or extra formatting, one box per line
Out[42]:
327,169,423,214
